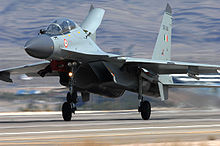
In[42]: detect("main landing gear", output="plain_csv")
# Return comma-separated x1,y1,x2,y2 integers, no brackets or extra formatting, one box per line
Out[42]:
62,62,78,121
138,71,151,120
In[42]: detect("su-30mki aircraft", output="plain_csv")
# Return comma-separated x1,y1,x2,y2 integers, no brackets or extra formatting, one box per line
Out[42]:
0,4,220,121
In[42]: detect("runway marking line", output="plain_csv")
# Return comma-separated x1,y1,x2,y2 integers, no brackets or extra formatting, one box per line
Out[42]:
0,141,108,145
0,130,220,144
0,108,206,116
1,124,220,136
1,118,220,130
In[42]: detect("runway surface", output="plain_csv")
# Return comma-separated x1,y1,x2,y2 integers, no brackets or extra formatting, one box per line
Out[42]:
0,108,220,145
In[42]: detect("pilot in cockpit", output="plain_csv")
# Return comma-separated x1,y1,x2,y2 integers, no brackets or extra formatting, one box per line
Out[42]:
39,18,76,35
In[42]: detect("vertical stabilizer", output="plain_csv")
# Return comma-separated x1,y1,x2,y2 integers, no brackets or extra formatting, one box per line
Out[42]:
152,3,172,61
81,4,105,42
89,4,94,12
89,5,96,42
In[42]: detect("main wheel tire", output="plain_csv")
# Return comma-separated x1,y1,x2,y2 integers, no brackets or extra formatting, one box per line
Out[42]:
62,102,72,121
140,101,151,120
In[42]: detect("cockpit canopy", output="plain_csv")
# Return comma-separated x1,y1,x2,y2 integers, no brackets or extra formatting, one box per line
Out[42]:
46,18,76,35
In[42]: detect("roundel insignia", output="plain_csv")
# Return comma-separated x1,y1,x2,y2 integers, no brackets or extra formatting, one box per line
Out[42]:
64,39,68,48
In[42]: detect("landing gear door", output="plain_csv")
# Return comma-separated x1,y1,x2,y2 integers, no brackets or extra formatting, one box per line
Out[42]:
158,75,173,101
158,82,168,101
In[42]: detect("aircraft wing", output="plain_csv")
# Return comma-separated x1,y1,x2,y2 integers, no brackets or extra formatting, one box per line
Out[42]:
120,57,220,74
0,61,50,82
116,57,220,100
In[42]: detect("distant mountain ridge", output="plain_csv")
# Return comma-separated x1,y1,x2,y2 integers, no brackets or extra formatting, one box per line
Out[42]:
0,0,219,63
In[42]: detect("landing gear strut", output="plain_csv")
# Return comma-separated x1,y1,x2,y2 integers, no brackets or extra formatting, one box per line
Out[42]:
62,62,78,121
138,71,151,120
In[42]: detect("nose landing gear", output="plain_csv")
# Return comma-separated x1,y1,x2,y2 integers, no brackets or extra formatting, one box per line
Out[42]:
61,62,78,121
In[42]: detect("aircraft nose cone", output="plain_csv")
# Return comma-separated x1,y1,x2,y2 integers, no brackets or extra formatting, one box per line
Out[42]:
24,35,54,59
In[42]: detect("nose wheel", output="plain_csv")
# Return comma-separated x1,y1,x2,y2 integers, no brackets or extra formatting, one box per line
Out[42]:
62,102,72,121
62,91,78,121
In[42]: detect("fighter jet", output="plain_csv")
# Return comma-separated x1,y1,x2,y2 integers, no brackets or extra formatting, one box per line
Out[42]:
0,4,220,121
